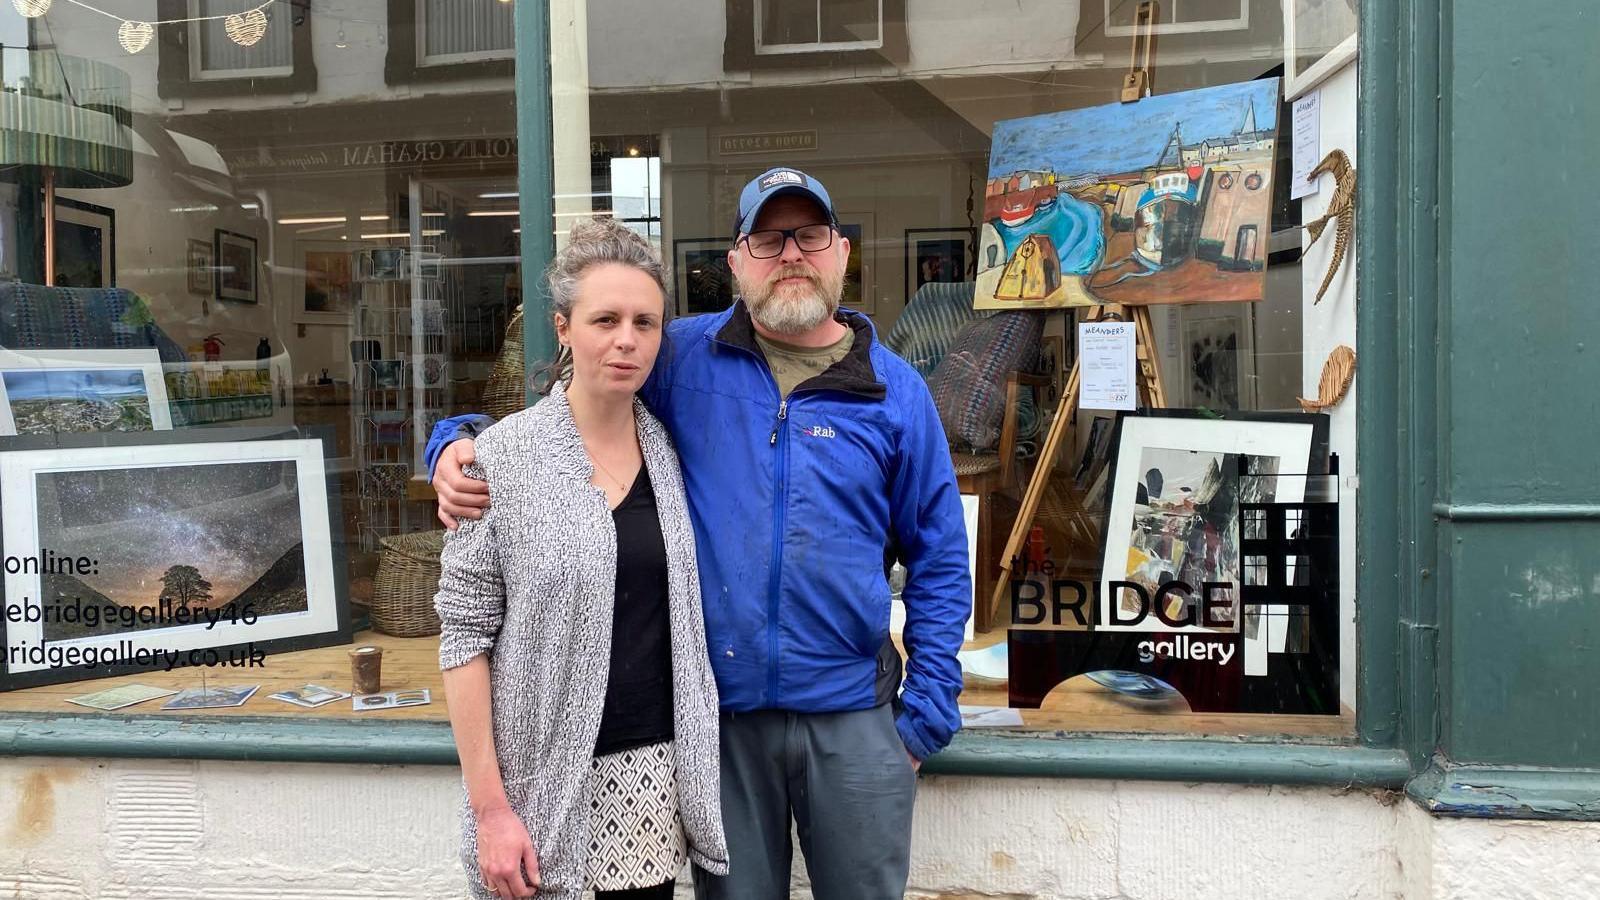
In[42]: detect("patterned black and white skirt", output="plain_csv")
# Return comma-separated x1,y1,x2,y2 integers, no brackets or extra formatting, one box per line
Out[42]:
586,740,687,891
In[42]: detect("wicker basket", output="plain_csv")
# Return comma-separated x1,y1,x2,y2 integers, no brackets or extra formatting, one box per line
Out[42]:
370,530,447,637
482,305,528,420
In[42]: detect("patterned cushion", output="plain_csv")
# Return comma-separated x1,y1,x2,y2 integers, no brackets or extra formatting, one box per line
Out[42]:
927,312,1044,453
882,282,989,378
0,282,188,362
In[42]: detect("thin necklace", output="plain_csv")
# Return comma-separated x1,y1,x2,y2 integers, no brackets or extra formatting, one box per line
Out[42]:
589,452,632,493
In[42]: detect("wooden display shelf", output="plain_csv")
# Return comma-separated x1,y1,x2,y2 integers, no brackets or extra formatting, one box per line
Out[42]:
4,628,1353,739
0,630,449,721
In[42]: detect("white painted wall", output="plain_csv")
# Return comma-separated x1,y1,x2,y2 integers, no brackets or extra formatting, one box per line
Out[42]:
1298,60,1359,710
5,755,1597,899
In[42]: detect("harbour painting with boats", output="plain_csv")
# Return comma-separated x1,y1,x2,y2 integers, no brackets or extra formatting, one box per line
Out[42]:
975,79,1280,310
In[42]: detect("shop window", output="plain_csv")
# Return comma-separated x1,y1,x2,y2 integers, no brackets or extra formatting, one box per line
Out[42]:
757,0,882,53
417,0,514,66
609,155,664,244
189,0,292,80
1104,0,1249,35
723,0,907,70
386,0,513,84
0,1,518,723
156,0,316,98
566,0,1362,740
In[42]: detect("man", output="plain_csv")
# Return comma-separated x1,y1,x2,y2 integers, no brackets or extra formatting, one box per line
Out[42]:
428,167,969,899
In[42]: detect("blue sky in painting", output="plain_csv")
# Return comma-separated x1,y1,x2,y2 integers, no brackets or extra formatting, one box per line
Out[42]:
988,79,1280,179
4,368,146,401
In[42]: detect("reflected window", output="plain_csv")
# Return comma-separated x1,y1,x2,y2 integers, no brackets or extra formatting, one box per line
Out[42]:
191,0,292,79
758,0,883,52
420,0,514,65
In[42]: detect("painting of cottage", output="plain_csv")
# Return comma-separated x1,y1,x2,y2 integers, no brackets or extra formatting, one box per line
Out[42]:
975,79,1280,310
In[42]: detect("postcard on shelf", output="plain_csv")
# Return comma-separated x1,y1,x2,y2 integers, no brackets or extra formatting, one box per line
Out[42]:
161,684,260,710
66,684,178,711
270,683,351,708
352,689,431,711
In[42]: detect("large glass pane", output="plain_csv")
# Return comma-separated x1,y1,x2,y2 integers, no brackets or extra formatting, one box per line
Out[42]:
0,1,518,719
423,0,514,60
820,0,880,44
761,0,819,47
559,0,1360,739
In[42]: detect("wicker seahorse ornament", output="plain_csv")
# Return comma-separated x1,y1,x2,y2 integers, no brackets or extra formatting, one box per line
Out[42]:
1303,149,1356,305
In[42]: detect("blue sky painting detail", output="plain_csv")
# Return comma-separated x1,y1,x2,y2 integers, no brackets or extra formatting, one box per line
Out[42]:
988,80,1280,179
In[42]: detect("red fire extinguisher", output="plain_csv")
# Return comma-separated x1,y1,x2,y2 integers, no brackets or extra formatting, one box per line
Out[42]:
203,333,225,362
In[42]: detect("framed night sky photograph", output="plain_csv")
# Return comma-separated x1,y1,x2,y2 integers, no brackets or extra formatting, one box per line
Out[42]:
0,428,350,690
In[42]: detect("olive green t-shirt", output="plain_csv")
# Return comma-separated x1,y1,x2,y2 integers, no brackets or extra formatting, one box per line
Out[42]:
754,328,855,400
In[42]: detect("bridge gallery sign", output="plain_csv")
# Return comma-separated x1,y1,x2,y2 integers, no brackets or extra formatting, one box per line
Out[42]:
1005,410,1341,716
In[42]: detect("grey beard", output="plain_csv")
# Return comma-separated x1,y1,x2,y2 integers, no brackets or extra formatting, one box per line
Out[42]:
748,292,836,334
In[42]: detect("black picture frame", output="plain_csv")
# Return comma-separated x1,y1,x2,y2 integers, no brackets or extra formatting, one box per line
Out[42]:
214,229,259,304
1006,408,1339,716
0,426,352,691
186,238,212,295
52,198,116,289
904,226,976,305
673,237,736,316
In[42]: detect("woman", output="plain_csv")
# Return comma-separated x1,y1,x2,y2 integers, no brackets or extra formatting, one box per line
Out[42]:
435,217,727,900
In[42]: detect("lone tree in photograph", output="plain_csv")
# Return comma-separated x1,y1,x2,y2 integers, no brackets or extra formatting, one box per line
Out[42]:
161,565,214,612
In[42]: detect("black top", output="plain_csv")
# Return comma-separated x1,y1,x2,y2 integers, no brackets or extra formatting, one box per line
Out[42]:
594,462,676,757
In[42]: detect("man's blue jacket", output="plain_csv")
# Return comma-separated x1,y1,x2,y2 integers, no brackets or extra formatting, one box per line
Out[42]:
427,302,969,759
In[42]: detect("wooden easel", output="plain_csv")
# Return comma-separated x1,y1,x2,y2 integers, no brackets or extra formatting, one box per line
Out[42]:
986,8,1167,625
986,304,1166,623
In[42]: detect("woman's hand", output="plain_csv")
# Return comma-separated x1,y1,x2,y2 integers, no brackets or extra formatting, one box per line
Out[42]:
475,804,540,898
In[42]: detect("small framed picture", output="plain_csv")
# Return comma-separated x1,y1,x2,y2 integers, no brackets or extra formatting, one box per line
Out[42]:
53,198,116,289
837,212,874,313
187,239,212,295
672,237,735,316
904,227,976,305
296,242,361,325
0,347,173,435
214,229,259,304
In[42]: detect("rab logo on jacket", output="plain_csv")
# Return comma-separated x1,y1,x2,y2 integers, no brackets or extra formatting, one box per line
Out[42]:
802,425,836,439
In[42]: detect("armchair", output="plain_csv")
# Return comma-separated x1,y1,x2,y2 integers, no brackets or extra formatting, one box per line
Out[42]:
888,282,1048,631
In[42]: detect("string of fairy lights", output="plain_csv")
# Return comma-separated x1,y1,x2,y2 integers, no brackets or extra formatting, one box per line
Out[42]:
10,0,279,53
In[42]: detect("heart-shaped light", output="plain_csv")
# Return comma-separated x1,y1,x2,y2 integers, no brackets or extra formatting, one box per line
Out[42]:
117,20,154,54
224,7,269,47
11,0,52,17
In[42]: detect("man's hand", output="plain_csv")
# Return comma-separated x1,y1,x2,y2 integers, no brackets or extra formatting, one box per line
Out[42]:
434,437,490,529
907,750,922,773
474,804,540,898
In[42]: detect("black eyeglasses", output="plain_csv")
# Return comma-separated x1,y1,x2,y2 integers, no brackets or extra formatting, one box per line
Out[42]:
739,224,834,259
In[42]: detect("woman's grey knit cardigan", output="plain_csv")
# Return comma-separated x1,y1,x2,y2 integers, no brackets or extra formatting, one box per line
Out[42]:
434,383,728,899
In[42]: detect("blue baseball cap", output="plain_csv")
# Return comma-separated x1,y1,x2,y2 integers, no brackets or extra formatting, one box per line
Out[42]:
734,167,837,237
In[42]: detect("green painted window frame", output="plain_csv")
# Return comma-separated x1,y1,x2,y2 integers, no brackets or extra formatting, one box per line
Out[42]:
9,1,1595,821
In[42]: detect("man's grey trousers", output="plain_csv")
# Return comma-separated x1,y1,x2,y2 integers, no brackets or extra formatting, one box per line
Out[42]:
691,704,918,900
